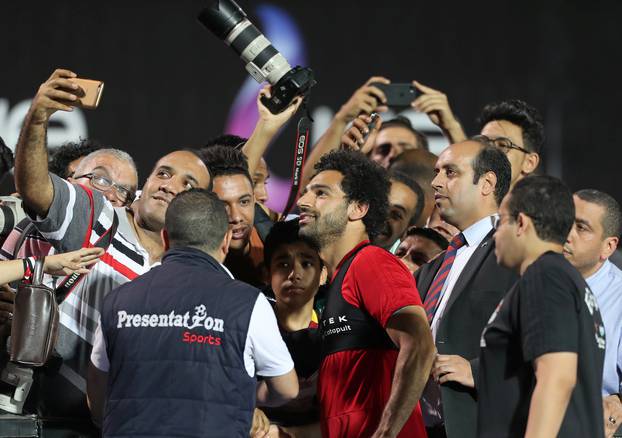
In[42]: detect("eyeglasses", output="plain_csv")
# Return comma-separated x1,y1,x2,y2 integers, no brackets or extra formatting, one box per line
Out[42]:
74,173,135,205
473,135,531,155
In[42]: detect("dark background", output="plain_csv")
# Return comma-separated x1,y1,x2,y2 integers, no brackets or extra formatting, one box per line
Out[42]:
1,0,621,208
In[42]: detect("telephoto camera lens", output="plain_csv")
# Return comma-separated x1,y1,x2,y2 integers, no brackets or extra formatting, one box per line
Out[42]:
198,0,316,113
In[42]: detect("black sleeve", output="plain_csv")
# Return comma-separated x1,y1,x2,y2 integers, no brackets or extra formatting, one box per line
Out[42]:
520,266,579,362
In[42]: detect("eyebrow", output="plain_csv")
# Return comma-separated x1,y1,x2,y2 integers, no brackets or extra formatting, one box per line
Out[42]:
576,218,592,228
159,165,200,186
90,166,111,176
392,204,408,215
308,183,333,192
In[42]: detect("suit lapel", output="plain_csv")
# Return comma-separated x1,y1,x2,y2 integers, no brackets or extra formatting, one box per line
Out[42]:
415,253,445,301
443,229,495,313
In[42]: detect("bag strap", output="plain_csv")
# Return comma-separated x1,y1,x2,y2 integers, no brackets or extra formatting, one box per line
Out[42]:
54,186,119,304
12,221,37,260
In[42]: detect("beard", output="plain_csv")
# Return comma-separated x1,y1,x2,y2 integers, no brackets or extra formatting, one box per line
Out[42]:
299,202,348,249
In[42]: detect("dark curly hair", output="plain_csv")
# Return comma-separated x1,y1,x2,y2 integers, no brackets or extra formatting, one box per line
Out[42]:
313,149,390,239
49,138,103,179
477,99,545,154
203,134,247,149
200,145,252,185
263,219,321,267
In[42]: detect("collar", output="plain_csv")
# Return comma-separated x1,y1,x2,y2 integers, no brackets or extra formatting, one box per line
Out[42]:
586,259,612,288
162,246,231,277
331,240,370,282
462,215,497,248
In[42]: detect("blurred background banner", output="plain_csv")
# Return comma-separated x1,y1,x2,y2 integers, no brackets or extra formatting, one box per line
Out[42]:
1,0,621,209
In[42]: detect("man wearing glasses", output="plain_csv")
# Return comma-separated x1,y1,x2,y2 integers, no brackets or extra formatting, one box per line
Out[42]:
9,68,211,436
477,99,545,186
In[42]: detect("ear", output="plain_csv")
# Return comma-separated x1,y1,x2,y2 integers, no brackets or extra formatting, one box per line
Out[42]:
480,171,498,199
601,236,619,261
161,229,170,251
347,201,369,222
521,152,540,176
515,212,530,237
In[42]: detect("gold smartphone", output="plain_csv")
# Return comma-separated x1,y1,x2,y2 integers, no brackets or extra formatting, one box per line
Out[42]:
72,78,104,109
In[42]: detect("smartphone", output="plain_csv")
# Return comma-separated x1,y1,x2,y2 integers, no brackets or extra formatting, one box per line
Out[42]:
370,83,419,107
72,78,104,109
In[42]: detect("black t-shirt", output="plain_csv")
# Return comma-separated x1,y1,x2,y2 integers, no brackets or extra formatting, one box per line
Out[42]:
477,252,606,438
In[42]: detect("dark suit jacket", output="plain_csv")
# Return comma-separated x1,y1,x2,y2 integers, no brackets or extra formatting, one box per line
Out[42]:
415,229,518,438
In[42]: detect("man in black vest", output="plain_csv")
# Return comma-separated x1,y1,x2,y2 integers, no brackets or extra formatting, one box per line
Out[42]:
87,189,298,438
297,149,434,438
415,139,517,438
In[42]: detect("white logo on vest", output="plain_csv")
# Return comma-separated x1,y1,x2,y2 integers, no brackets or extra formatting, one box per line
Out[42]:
117,304,225,332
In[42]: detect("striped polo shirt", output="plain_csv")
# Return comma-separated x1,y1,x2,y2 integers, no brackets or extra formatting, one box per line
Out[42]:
31,173,155,396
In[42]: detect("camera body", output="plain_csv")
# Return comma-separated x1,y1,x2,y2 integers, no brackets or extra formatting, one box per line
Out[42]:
198,0,316,113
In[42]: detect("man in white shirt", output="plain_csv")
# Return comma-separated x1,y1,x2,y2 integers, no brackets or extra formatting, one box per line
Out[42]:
414,138,517,438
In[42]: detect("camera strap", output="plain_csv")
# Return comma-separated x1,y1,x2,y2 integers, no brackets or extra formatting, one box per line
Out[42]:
280,103,313,219
54,186,118,304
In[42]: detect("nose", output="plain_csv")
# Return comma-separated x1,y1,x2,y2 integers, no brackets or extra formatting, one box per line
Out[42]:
255,184,268,204
103,189,121,207
288,262,303,281
297,191,312,210
431,172,443,191
228,204,243,225
159,175,184,197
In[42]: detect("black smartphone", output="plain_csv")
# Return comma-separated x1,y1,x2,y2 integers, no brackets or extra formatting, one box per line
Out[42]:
370,83,419,107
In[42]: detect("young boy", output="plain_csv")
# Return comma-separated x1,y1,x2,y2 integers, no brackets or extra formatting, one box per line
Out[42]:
260,219,323,434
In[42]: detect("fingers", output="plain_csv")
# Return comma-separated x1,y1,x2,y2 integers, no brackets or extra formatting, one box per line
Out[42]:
412,80,438,94
48,68,77,81
438,371,460,385
76,247,106,258
364,85,387,105
365,76,390,86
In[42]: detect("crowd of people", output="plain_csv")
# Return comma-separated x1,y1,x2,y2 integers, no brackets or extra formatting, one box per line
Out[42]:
0,67,620,438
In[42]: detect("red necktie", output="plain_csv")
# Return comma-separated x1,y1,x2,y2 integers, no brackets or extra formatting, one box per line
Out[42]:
423,233,467,323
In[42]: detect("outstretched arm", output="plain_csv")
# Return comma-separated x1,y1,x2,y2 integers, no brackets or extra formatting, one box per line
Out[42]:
15,69,81,217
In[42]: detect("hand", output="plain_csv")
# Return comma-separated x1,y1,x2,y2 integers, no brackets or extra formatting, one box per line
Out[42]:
335,76,390,123
411,81,465,141
0,284,15,324
432,354,474,388
43,247,105,276
30,68,80,124
604,394,622,438
341,113,382,154
257,85,304,134
250,408,270,438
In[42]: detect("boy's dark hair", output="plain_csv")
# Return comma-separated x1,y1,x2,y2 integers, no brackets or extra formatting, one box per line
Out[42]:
406,226,449,250
388,170,425,226
468,139,512,206
508,175,574,245
575,189,622,238
263,219,321,267
477,99,545,154
204,134,248,149
200,145,252,185
165,189,229,252
380,116,429,151
49,138,103,179
313,149,390,240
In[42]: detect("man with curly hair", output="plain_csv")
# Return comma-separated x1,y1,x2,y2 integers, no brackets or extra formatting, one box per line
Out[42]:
296,149,435,438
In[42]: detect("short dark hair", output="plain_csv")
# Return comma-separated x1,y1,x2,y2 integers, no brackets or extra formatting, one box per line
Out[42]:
200,146,252,186
574,189,622,238
49,139,103,179
380,116,429,151
406,226,449,250
477,99,545,154
204,134,247,149
263,219,321,267
468,139,512,206
313,149,390,239
389,170,425,226
508,175,574,245
165,189,229,252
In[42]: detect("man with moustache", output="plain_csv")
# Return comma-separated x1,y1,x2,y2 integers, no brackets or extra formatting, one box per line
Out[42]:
414,138,517,438
296,149,434,438
564,189,622,437
12,68,211,435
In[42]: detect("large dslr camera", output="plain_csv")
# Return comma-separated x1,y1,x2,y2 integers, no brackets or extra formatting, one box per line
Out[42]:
198,0,316,114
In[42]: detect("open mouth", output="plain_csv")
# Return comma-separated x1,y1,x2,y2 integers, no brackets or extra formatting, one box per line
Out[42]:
231,226,248,239
299,213,316,225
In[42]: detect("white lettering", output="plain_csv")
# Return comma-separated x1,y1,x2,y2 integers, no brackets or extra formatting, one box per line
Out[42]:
117,311,128,328
115,306,225,333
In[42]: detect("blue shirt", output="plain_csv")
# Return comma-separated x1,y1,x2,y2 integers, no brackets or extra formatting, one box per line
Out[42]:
586,259,622,396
